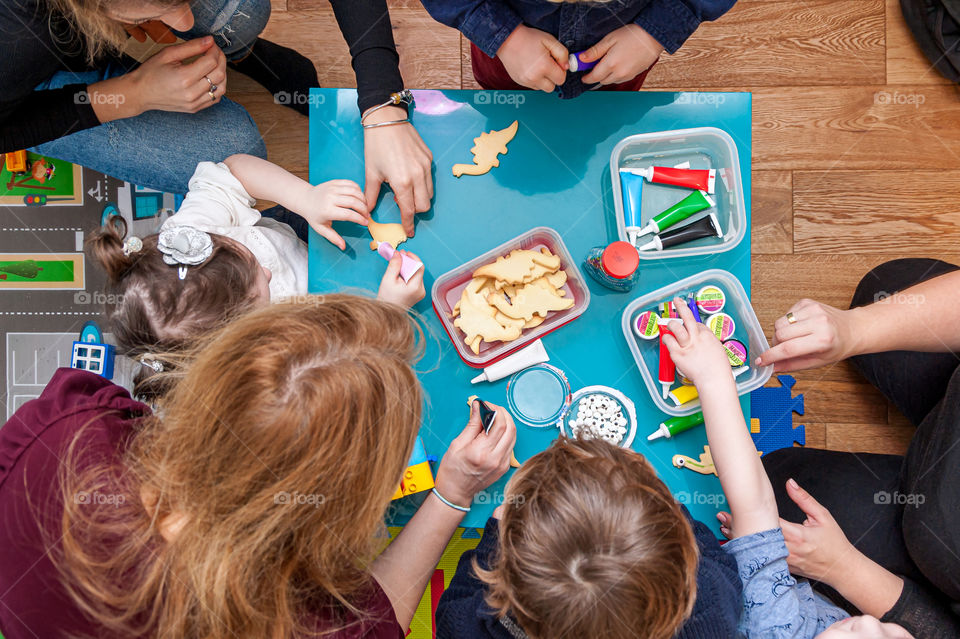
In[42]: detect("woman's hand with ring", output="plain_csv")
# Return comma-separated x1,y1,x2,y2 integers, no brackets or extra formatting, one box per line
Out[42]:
756,299,860,372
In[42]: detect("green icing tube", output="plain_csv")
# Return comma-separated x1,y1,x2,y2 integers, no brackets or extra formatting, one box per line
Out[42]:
647,411,705,441
650,190,714,233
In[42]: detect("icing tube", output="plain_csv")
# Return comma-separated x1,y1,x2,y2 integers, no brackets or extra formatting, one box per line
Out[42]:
568,51,597,72
632,190,715,239
470,339,549,384
637,211,723,252
628,166,716,194
618,170,645,245
377,242,423,283
686,296,702,323
657,319,678,399
647,411,706,441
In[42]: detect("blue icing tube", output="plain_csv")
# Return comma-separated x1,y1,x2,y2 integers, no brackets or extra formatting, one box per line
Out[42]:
619,169,644,245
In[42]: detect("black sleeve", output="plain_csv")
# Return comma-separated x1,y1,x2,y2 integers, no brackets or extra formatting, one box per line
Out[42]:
435,518,508,639
880,578,960,639
0,3,102,151
327,0,406,115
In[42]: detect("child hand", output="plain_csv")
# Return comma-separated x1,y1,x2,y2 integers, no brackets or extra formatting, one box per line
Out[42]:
779,479,858,582
496,24,568,92
580,24,664,86
297,179,369,250
376,250,425,308
434,400,517,509
660,297,731,386
817,616,913,639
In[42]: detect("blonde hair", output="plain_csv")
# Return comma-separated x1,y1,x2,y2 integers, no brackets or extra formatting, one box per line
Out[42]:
479,437,699,639
47,0,186,63
58,296,424,638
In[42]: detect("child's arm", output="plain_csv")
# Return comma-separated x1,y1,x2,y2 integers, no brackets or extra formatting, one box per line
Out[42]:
222,154,368,250
662,297,779,537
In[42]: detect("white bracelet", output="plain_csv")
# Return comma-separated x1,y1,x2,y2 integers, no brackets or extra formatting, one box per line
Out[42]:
431,488,471,513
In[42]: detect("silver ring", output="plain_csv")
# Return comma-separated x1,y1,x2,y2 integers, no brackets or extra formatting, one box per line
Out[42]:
208,90,217,102
204,75,214,88
786,311,797,324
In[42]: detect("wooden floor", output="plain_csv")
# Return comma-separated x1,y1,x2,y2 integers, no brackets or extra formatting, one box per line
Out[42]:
230,0,960,457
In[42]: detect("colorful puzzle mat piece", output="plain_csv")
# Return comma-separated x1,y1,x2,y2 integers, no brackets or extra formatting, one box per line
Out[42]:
749,374,805,455
386,526,484,638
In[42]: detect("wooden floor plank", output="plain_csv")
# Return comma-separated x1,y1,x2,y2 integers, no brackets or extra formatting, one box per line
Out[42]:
825,422,913,455
645,0,885,88
752,170,793,255
886,0,952,85
753,84,960,170
794,170,960,254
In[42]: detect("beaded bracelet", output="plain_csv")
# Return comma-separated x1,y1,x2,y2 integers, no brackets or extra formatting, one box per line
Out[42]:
431,487,471,513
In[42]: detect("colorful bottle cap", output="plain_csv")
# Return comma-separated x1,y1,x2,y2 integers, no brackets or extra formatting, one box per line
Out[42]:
600,241,639,279
722,339,748,367
695,285,726,315
632,310,660,340
707,312,736,341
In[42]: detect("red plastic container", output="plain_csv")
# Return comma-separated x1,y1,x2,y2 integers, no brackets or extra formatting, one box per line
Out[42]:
431,227,591,368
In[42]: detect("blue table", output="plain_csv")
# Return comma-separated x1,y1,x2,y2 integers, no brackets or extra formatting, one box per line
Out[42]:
309,89,752,533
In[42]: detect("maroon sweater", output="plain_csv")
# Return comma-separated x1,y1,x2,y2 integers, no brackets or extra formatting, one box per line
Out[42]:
0,368,403,639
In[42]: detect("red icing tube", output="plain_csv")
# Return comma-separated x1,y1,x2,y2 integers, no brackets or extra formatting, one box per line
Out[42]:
658,321,677,400
641,166,716,194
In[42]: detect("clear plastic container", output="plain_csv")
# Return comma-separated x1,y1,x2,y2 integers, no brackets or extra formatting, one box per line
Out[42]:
620,269,772,416
431,227,591,368
611,127,746,260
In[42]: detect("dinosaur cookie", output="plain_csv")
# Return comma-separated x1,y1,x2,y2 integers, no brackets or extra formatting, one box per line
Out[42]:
452,120,519,177
368,220,407,251
473,248,561,286
488,281,574,321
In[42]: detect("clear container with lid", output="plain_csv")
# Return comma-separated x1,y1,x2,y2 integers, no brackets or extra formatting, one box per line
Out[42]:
583,241,640,292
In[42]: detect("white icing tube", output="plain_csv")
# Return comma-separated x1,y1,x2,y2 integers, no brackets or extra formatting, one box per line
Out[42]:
471,339,549,384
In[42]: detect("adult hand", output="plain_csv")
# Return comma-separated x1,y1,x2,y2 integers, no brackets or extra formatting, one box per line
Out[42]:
377,250,425,308
580,24,663,86
128,37,227,114
292,179,368,250
778,479,858,582
816,616,913,639
363,106,433,238
496,24,568,92
434,400,517,508
660,296,731,386
756,299,858,372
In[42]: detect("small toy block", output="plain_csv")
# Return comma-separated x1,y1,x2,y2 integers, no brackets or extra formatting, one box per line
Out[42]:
750,418,760,434
749,374,805,455
70,321,116,379
392,437,435,500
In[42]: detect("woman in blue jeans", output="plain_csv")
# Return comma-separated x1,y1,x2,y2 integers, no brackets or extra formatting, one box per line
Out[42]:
752,258,960,638
2,0,433,233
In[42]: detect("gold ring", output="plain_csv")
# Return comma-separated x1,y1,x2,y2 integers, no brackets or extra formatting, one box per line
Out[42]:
208,90,217,102
786,312,797,324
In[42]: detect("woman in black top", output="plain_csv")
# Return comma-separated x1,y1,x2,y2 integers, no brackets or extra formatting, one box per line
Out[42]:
2,0,432,232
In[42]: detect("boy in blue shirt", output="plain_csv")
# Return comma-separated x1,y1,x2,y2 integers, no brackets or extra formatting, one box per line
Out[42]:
420,0,737,98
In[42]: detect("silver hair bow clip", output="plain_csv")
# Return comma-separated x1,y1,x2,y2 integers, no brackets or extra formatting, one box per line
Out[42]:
157,226,213,280
122,236,143,257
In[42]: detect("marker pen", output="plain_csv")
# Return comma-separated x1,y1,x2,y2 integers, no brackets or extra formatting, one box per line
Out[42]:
630,190,715,239
658,319,679,399
637,212,723,252
623,166,716,194
647,411,705,441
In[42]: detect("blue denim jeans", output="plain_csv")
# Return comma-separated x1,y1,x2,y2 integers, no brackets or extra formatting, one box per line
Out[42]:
31,0,271,194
